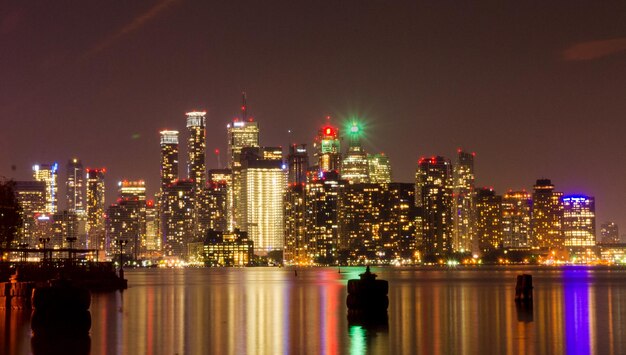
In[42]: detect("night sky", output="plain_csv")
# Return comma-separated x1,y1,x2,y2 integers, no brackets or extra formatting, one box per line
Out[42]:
1,1,625,232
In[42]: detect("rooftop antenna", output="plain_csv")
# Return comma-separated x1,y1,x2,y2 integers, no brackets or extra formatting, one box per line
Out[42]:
241,91,248,121
214,149,221,169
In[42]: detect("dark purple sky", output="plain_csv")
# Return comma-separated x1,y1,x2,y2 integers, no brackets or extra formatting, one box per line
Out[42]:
1,1,625,232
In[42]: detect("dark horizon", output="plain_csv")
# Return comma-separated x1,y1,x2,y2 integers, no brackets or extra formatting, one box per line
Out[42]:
1,1,625,230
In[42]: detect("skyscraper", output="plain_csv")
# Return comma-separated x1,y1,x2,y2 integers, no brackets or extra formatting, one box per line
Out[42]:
33,163,58,214
502,190,532,248
600,222,619,244
367,153,392,184
562,195,596,247
341,122,369,183
105,180,147,259
66,158,85,213
86,168,106,251
161,179,195,257
475,188,502,253
186,112,207,188
287,144,309,185
14,181,47,246
284,183,307,264
452,149,475,253
159,130,179,191
313,123,341,176
415,156,453,258
531,179,564,249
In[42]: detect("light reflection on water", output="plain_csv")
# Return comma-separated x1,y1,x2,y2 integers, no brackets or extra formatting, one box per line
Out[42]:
3,266,626,354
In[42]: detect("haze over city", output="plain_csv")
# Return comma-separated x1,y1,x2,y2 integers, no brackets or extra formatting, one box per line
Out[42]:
1,1,624,229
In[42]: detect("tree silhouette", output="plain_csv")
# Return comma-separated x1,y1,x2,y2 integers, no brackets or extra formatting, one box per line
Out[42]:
0,180,22,250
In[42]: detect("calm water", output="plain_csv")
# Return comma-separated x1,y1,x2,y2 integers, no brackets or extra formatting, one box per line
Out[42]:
3,266,626,354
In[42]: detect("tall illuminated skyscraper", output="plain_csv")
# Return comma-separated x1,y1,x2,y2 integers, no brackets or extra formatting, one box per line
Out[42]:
186,112,207,188
66,158,85,213
531,179,564,249
313,122,341,175
287,144,309,185
562,195,596,247
502,190,532,248
284,183,307,264
159,130,179,191
161,179,195,257
415,156,453,258
341,121,369,183
86,168,106,251
475,188,502,253
367,154,391,184
33,163,58,214
452,149,475,253
105,180,147,258
14,181,47,246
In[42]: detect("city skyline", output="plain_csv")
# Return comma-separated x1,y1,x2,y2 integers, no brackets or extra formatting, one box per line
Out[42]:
1,1,625,230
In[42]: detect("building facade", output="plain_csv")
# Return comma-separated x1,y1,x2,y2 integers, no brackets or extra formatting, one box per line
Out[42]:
562,195,596,247
501,190,532,248
531,179,564,249
33,163,58,214
452,150,475,253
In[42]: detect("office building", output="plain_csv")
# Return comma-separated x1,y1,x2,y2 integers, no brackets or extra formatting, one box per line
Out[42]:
475,188,502,253
86,168,106,251
66,158,85,213
502,190,532,248
341,122,369,183
452,149,475,253
33,163,58,214
531,179,564,249
367,153,392,184
563,195,596,247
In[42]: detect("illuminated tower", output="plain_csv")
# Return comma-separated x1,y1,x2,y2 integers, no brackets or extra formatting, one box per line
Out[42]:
159,130,179,191
475,188,502,253
86,168,106,251
415,156,453,258
284,183,307,264
600,222,619,244
502,190,532,248
562,195,596,247
341,121,369,183
531,179,564,249
227,95,260,230
452,149,475,253
161,180,195,257
186,112,207,188
66,158,85,213
367,154,392,184
105,180,147,259
313,121,341,176
14,181,47,246
33,163,59,214
287,144,309,185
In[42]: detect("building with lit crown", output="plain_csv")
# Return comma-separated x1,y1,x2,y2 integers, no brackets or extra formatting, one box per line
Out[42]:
531,179,563,249
33,163,58,214
66,158,85,213
186,112,207,188
313,123,341,175
452,149,475,253
415,156,453,258
501,190,532,248
562,195,596,247
475,188,502,253
341,122,369,183
159,130,179,191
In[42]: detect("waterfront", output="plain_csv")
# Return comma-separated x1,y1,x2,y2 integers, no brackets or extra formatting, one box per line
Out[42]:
3,266,626,354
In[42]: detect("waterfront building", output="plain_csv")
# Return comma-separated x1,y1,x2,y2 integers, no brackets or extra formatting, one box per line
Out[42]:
145,200,160,251
203,229,253,266
105,180,147,258
600,222,619,244
52,210,79,249
341,122,369,183
475,188,502,253
379,183,418,261
239,147,286,254
501,190,532,248
531,179,564,249
339,183,383,262
563,195,596,247
33,163,58,214
367,153,392,184
186,111,207,188
161,179,195,258
66,158,85,213
86,168,106,252
287,144,309,185
159,130,179,191
200,180,228,233
415,156,453,258
452,149,475,253
313,123,341,175
14,181,47,246
208,169,232,231
283,183,307,264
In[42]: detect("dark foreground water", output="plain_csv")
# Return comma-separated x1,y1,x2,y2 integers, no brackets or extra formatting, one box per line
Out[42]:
3,266,626,354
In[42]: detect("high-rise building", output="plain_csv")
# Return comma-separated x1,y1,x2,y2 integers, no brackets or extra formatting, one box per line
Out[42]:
240,148,286,254
600,222,619,244
287,144,309,185
106,180,147,258
415,156,453,258
66,158,85,213
305,172,346,264
145,200,159,251
502,190,532,248
159,130,179,191
86,168,106,251
339,183,383,262
531,179,563,249
475,188,502,253
313,123,341,175
200,180,228,233
14,181,47,246
563,195,596,247
367,154,392,184
452,149,475,253
284,183,307,264
380,183,418,261
208,169,232,231
341,122,369,183
186,112,207,188
33,163,59,214
52,210,78,249
161,179,195,258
